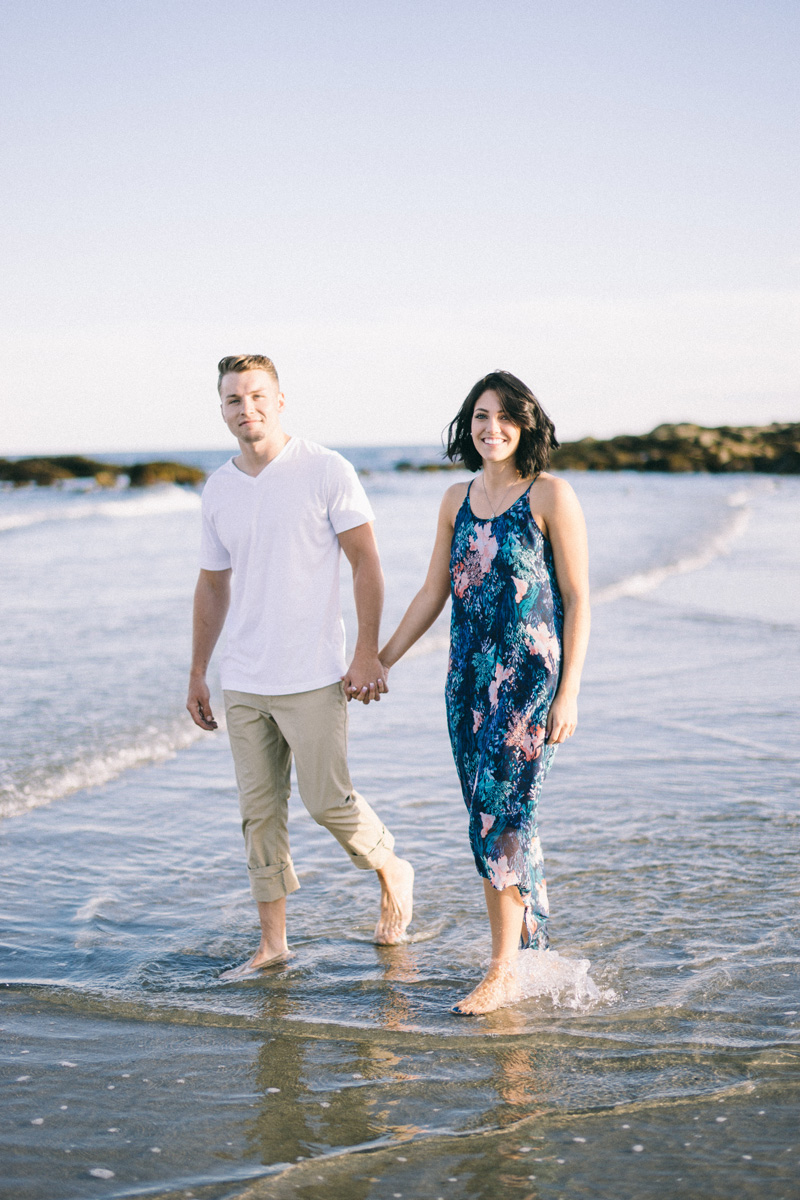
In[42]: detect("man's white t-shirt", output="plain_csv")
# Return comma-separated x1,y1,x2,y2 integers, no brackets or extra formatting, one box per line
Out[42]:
199,437,375,695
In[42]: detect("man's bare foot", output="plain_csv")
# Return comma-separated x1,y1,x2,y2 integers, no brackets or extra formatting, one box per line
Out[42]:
452,958,521,1015
374,856,414,945
220,947,293,981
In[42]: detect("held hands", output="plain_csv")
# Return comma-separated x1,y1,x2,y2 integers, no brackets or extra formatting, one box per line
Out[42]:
186,674,219,730
343,652,390,704
546,688,578,745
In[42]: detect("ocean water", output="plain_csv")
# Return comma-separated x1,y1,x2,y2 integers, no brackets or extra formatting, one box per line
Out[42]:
1,455,798,1200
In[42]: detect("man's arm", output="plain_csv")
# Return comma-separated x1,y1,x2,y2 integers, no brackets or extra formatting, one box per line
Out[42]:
186,568,232,729
337,522,386,704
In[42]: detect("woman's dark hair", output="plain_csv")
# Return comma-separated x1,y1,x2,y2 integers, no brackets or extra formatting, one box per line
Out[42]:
445,370,559,476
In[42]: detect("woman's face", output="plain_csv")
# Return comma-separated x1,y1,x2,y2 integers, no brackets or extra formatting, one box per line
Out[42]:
470,390,521,466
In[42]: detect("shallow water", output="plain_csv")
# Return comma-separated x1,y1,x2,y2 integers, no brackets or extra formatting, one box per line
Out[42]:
1,463,799,1199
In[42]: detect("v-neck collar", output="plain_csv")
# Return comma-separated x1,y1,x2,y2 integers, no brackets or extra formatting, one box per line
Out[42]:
229,436,293,481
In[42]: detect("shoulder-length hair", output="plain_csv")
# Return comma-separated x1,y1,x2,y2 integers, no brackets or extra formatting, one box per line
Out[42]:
445,370,559,476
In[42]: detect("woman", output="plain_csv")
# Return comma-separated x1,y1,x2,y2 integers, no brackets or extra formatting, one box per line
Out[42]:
378,371,590,1014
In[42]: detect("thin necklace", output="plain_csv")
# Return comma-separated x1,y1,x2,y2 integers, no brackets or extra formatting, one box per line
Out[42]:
481,472,521,518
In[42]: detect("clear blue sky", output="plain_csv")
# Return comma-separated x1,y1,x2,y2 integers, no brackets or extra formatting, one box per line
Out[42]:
1,0,797,453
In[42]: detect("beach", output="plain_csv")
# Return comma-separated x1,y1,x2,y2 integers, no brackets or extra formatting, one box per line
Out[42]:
1,459,799,1200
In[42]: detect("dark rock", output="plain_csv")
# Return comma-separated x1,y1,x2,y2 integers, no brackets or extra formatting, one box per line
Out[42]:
0,458,77,486
392,459,459,472
0,454,126,486
551,422,800,473
126,461,206,487
45,455,122,478
0,455,206,488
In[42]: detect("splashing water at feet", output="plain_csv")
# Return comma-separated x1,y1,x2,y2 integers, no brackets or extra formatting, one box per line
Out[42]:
455,950,615,1015
517,949,616,1010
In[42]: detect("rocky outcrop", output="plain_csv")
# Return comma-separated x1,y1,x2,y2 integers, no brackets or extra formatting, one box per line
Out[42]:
393,459,460,473
126,461,205,487
387,422,800,474
0,456,205,487
550,422,800,473
0,455,119,487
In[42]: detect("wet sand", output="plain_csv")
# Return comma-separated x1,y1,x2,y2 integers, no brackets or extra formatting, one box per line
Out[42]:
4,988,799,1200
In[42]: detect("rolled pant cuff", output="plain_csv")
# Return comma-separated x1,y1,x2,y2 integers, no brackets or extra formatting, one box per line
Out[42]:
248,861,301,903
348,827,396,871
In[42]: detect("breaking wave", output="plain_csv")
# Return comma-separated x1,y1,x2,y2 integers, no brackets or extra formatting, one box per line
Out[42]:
0,485,200,533
0,718,210,820
592,490,750,604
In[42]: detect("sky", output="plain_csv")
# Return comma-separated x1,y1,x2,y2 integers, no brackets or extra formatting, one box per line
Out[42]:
1,0,797,453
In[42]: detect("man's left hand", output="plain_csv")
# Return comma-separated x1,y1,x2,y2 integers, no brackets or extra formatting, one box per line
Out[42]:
343,653,389,704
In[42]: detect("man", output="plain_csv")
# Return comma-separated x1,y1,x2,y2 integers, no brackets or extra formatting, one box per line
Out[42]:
187,355,414,978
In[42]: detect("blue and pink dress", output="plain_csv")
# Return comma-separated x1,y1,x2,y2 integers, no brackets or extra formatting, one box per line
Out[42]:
446,481,563,949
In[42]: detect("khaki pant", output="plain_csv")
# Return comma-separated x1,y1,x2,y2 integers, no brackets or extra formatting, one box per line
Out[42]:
223,682,395,903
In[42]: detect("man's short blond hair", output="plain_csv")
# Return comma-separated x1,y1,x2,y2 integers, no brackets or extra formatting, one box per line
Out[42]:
217,355,279,392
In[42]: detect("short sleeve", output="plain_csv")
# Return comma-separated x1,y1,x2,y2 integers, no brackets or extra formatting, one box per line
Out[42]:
326,454,375,534
199,492,232,570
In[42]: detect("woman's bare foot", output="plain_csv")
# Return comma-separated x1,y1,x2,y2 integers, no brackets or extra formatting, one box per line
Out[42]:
452,958,521,1015
374,855,414,945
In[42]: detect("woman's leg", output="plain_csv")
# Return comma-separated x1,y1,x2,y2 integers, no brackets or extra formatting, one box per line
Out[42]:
484,879,527,959
453,881,527,1015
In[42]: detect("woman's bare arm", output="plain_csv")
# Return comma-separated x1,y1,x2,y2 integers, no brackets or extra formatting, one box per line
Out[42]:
535,476,591,744
379,484,465,670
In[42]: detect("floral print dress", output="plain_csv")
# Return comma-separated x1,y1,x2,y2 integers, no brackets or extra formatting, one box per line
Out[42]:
446,481,564,949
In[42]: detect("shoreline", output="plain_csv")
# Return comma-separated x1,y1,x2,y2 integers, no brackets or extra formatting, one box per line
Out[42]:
394,421,800,474
5,985,799,1200
0,455,205,488
3,420,800,484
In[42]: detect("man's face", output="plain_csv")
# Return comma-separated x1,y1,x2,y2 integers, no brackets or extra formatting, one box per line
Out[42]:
219,369,285,444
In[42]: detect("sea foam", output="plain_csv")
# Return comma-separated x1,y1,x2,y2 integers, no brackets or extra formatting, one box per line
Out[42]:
517,949,616,1010
0,718,209,819
592,488,751,604
0,484,200,533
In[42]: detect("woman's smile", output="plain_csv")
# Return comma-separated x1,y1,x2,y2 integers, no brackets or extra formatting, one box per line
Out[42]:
471,389,522,462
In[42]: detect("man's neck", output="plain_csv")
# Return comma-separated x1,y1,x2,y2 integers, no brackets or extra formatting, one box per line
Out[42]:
233,431,292,477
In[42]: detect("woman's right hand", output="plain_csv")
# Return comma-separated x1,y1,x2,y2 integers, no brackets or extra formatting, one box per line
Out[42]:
358,661,390,704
